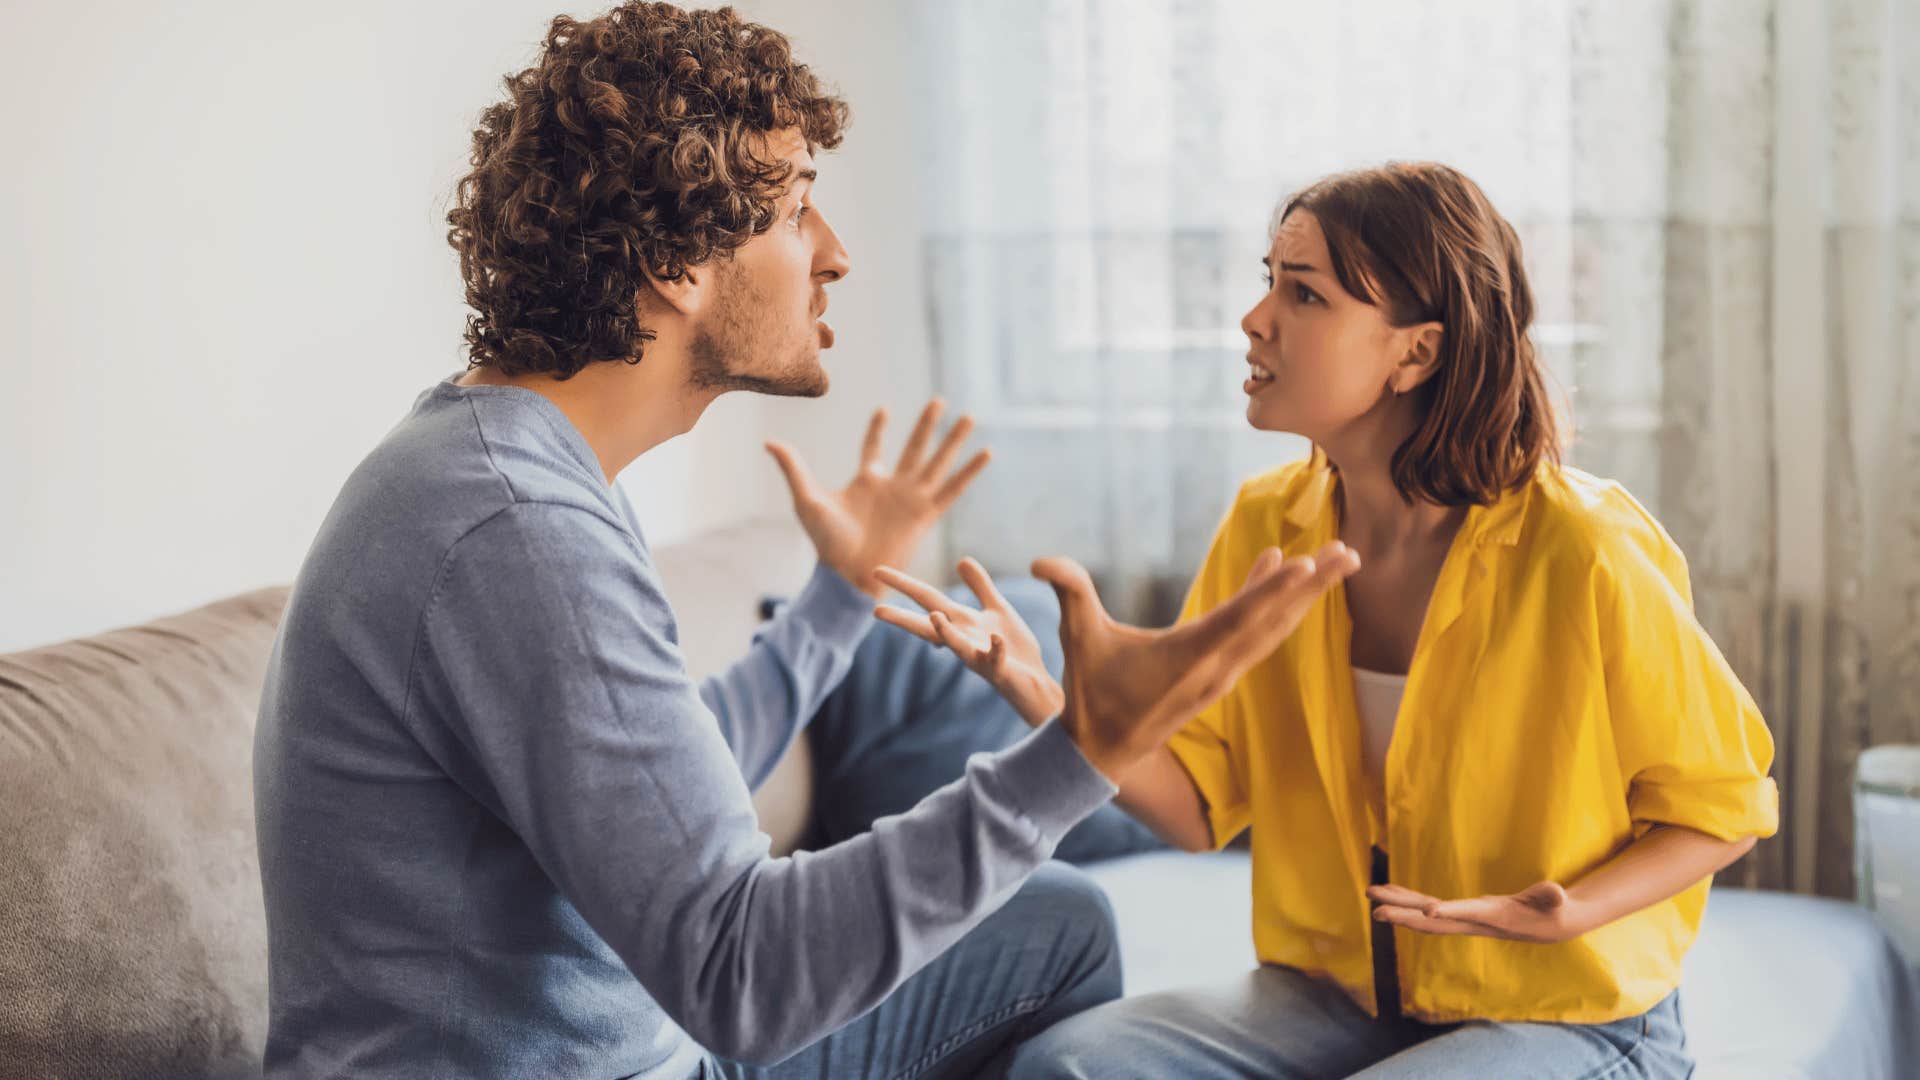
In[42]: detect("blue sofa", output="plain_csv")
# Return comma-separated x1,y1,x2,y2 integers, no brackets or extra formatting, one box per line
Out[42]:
1,518,1912,1077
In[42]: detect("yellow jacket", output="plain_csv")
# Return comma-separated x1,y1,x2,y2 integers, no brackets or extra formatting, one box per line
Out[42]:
1166,456,1779,1024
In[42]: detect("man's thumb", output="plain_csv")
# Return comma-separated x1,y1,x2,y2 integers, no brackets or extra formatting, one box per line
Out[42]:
765,441,818,502
1031,556,1103,630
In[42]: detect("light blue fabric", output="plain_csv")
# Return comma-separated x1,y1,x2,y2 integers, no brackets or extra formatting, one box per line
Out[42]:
1074,851,1920,1080
706,862,1121,1080
1680,889,1920,1080
1005,966,1692,1079
253,376,1117,1079
808,577,1165,864
795,576,1920,1079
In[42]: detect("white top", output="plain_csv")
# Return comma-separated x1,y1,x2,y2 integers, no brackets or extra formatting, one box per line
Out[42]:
1352,666,1408,828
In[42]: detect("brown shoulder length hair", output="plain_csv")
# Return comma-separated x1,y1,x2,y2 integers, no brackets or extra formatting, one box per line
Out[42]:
1283,162,1563,506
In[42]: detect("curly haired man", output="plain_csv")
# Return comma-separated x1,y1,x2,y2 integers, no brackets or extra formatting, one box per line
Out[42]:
253,5,1352,1078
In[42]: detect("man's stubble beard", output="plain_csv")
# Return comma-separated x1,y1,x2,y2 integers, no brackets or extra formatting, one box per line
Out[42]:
686,263,828,398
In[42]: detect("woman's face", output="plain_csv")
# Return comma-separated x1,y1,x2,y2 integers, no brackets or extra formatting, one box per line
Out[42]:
1240,210,1413,443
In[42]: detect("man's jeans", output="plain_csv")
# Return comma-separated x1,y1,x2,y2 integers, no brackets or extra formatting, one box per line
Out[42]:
806,578,1165,864
704,863,1122,1080
703,579,1148,1079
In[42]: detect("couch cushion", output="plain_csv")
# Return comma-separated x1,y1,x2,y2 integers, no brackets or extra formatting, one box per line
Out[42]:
0,588,289,1079
1082,851,1920,1079
0,517,821,1078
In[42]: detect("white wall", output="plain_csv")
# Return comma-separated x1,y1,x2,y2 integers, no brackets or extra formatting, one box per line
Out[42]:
0,1,929,651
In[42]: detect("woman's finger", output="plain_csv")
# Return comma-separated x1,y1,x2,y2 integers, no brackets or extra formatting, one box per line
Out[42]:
874,604,940,645
956,557,1011,613
1366,884,1441,913
1371,906,1488,936
986,633,1007,668
874,566,972,619
930,610,985,664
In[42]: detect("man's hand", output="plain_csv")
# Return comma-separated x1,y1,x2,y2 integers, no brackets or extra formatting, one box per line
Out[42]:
1036,541,1360,783
872,559,1064,727
1367,882,1585,944
767,400,990,599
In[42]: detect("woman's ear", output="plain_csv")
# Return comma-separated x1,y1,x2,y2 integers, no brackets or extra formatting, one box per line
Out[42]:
1392,322,1445,395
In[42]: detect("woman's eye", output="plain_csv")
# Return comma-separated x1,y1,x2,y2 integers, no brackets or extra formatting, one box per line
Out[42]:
1295,283,1319,305
1260,272,1274,290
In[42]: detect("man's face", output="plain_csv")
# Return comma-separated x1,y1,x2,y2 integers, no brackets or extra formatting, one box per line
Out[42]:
688,128,851,397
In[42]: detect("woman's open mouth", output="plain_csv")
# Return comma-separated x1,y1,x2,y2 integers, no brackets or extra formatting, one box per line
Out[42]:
1244,359,1275,394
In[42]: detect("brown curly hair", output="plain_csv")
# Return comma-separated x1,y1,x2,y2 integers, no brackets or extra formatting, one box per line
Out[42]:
446,3,848,379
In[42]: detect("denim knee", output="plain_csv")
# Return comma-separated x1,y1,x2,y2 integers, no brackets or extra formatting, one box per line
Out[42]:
1010,862,1122,1008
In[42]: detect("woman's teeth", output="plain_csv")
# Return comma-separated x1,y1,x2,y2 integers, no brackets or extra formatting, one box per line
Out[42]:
1248,362,1274,383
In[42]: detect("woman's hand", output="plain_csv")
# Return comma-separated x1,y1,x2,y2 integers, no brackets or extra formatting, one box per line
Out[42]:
1369,825,1760,945
1367,882,1586,944
873,559,1065,727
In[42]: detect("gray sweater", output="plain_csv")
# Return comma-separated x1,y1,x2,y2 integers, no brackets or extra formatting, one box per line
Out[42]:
253,377,1115,1078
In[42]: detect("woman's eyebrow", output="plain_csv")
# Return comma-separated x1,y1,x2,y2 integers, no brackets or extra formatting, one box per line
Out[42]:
1259,256,1323,275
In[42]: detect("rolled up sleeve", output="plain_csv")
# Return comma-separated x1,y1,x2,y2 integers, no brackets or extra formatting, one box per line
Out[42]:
1598,540,1779,843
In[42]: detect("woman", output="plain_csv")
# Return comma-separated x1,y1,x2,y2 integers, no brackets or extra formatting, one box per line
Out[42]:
872,162,1777,1078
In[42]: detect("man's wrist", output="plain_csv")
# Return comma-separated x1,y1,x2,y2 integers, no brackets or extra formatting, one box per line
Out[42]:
820,557,885,601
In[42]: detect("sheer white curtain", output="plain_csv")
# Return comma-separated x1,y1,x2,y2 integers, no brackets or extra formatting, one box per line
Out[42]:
912,0,1918,895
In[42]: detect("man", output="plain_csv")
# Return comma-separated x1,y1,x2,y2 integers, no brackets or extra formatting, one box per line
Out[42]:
254,4,1357,1077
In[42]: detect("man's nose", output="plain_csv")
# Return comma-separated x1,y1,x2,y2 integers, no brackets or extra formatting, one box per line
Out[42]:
815,215,851,283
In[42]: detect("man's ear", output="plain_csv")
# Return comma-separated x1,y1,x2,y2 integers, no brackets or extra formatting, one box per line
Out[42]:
640,262,704,318
1392,322,1445,395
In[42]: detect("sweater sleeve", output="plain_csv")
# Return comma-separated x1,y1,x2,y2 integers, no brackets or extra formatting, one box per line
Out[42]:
414,502,1117,1065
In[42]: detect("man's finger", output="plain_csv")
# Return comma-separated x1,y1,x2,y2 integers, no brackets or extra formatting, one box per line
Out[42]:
1227,541,1360,645
874,604,940,645
895,398,945,473
1031,557,1105,632
1304,540,1361,587
1181,556,1316,654
933,449,992,508
765,441,822,503
956,557,1010,613
859,408,888,469
921,413,976,481
1244,546,1287,587
874,566,971,619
